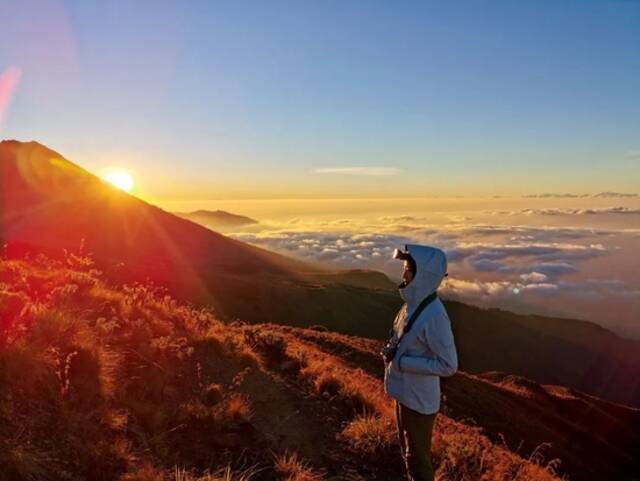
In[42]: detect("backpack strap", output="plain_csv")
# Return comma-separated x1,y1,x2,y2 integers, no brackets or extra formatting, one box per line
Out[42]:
400,291,438,339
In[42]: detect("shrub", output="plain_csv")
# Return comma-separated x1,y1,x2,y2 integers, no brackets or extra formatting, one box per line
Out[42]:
341,414,395,456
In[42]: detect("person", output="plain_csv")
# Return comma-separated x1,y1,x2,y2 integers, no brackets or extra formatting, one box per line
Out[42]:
383,244,458,481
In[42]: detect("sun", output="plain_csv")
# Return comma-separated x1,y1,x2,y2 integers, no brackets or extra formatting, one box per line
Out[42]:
104,170,135,192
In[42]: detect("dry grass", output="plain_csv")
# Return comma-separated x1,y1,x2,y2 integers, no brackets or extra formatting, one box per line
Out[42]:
0,253,566,481
225,393,252,423
340,414,395,455
174,466,257,481
0,253,259,480
273,452,324,481
250,325,564,481
120,464,258,481
433,425,562,481
282,337,389,417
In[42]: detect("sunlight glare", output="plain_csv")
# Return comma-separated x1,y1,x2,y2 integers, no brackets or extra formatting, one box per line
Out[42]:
104,170,135,192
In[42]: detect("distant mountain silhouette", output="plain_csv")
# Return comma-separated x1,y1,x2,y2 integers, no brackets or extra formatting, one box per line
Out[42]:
174,209,258,230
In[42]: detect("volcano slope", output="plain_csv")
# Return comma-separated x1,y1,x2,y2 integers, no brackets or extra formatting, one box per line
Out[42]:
0,140,400,335
0,254,579,481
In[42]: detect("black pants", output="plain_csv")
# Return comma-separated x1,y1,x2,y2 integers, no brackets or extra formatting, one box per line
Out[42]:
395,401,436,481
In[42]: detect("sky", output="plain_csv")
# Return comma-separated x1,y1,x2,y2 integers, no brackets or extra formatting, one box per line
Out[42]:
1,0,639,199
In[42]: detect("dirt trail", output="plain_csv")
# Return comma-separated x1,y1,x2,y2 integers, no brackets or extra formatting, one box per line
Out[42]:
240,367,333,465
243,325,407,480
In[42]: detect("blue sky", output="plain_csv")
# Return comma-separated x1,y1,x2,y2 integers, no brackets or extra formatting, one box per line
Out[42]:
1,0,639,198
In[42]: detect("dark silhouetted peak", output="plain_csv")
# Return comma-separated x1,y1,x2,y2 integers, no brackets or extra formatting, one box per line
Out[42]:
174,209,259,227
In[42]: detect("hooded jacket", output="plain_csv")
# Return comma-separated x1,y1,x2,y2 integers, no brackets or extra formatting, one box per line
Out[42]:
384,244,458,415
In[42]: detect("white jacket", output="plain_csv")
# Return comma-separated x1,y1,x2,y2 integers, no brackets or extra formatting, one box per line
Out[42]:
384,244,458,415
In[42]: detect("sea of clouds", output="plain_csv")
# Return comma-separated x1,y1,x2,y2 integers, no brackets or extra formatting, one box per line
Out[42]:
225,209,639,338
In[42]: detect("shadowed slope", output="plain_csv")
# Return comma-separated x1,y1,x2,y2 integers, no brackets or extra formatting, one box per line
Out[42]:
445,300,640,408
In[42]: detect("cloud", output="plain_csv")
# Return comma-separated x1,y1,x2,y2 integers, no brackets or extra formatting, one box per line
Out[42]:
472,259,513,272
592,192,638,198
527,262,578,277
219,209,640,335
378,215,422,222
235,230,412,270
521,207,640,216
443,276,637,302
521,192,638,199
460,224,618,243
443,278,561,300
520,272,549,283
313,166,404,176
225,213,639,335
484,208,640,218
454,241,607,263
233,222,608,291
522,193,586,198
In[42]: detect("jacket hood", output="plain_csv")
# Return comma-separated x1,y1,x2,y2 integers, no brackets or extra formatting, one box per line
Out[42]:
399,244,447,307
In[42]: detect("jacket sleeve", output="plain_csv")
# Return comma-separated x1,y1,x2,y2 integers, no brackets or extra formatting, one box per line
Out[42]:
399,310,458,377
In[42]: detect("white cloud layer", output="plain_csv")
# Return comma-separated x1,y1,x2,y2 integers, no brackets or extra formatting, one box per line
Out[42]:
522,192,638,198
222,207,639,337
313,166,404,176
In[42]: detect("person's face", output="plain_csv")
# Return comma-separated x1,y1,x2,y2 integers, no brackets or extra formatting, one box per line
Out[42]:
401,260,414,285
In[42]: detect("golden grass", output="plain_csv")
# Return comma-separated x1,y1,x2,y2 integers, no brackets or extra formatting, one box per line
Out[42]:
120,464,258,481
340,414,395,455
249,325,563,481
273,452,324,481
0,254,259,480
174,466,257,481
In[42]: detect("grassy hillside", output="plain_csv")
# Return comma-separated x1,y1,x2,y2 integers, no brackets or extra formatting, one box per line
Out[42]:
0,254,566,481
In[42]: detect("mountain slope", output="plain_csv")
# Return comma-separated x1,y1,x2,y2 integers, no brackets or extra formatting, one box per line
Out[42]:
0,140,399,330
268,325,640,481
0,255,570,481
445,301,640,408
